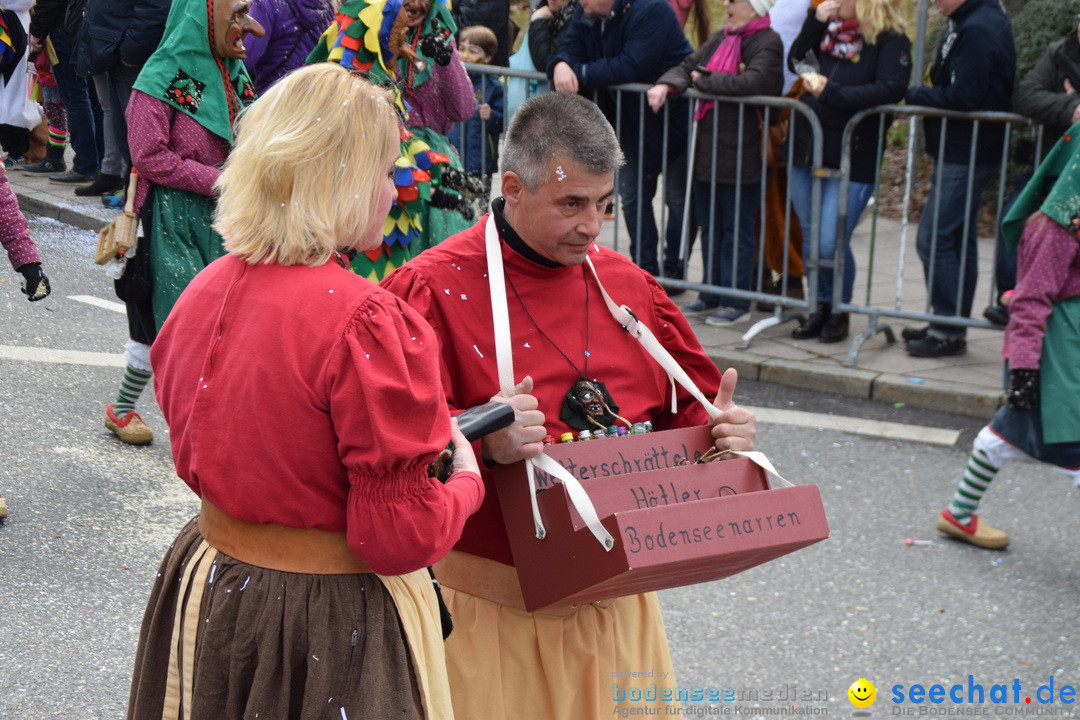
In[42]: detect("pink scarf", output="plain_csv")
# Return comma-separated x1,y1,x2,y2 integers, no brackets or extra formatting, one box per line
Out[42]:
695,15,772,122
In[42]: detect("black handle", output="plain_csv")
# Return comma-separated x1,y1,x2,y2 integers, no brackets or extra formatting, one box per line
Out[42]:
455,401,516,442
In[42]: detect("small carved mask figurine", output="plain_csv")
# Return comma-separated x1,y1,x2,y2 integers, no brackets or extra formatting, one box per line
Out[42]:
575,380,606,419
559,378,630,432
213,0,266,60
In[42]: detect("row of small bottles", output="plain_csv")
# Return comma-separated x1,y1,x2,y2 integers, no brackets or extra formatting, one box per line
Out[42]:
543,421,653,445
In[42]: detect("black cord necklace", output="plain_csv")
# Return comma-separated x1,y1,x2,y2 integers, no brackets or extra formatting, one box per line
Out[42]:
504,266,627,433
504,264,591,379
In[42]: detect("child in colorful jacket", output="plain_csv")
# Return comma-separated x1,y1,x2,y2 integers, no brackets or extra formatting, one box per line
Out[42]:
450,24,504,193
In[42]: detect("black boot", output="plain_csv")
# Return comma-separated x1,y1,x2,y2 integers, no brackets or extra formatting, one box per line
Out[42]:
818,312,849,343
23,144,66,174
75,173,125,197
791,302,831,339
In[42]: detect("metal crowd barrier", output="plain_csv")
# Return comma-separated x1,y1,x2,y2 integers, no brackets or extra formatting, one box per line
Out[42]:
832,106,1041,365
455,65,1042,367
457,64,825,341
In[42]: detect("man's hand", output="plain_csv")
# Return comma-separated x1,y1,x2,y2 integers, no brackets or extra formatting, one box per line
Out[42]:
531,5,553,20
553,61,579,94
709,368,756,452
647,84,670,113
481,375,547,465
478,103,491,121
29,35,42,53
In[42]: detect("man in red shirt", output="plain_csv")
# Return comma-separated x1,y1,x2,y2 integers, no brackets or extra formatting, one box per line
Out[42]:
382,91,757,720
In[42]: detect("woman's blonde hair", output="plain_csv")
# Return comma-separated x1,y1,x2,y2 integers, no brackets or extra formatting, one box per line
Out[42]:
215,64,399,266
857,0,907,45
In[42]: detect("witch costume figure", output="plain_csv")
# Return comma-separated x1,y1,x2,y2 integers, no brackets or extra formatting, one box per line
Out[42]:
101,0,262,446
309,0,477,280
126,0,263,330
934,120,1080,551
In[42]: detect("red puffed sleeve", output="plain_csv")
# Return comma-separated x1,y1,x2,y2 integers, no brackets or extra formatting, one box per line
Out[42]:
326,293,483,575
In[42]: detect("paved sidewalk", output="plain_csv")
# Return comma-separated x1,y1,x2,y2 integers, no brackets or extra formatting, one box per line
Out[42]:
9,166,1007,418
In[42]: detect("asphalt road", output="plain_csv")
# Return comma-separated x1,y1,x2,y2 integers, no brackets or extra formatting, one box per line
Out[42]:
1,215,1077,719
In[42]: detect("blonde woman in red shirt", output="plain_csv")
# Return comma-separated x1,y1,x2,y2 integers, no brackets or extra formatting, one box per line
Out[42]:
125,63,484,720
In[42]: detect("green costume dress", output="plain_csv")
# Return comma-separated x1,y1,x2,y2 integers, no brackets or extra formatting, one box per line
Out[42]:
131,0,256,328
998,120,1080,450
308,0,477,280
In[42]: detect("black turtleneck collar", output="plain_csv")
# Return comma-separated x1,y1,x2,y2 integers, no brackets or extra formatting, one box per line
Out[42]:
491,197,562,269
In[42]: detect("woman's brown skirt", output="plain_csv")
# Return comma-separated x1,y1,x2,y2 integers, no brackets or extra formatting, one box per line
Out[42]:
125,518,424,720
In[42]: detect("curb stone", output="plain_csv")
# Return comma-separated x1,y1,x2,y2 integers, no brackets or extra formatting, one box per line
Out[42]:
872,373,1003,418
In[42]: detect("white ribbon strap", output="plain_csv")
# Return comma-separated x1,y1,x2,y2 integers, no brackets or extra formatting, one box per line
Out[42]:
484,216,614,550
484,214,516,397
732,450,793,488
533,454,615,550
583,260,793,487
584,257,723,420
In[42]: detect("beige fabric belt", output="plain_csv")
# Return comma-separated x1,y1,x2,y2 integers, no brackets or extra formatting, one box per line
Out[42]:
433,550,615,617
198,498,371,574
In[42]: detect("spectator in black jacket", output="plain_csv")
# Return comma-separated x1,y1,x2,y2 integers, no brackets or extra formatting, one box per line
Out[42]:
527,0,574,73
903,0,1015,358
27,0,101,182
648,0,783,327
76,0,171,195
550,0,693,279
1013,17,1080,154
785,0,911,343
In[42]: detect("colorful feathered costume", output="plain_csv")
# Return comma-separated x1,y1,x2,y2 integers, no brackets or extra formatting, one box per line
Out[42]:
309,0,478,281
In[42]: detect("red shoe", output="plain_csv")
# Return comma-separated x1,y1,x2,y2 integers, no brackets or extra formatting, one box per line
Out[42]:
105,404,154,445
936,509,1009,549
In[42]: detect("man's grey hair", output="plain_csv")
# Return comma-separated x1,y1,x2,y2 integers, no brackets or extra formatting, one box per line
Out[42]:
500,93,625,191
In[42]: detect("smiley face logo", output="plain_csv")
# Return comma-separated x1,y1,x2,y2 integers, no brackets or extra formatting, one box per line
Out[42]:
848,678,876,708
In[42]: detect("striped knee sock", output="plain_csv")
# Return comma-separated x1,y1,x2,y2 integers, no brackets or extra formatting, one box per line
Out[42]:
113,365,153,416
946,448,1000,523
48,125,67,148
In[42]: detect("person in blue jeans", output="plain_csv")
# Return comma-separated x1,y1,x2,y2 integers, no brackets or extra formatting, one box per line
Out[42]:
911,161,997,344
27,26,101,183
24,22,101,183
903,0,1014,358
789,173,874,337
648,0,783,327
786,0,911,342
450,25,504,199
